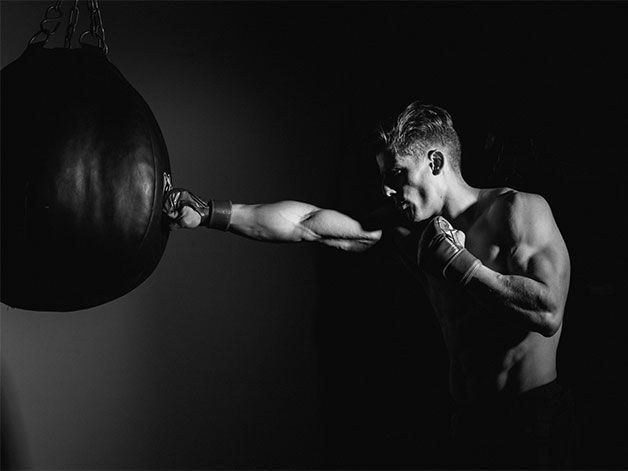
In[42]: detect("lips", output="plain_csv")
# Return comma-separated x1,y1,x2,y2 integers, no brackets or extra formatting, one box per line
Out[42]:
396,200,413,219
396,200,409,211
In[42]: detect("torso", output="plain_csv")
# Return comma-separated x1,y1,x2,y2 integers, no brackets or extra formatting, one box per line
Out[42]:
391,188,561,404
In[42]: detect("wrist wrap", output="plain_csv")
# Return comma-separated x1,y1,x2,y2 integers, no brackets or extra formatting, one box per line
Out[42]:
204,199,232,231
441,246,482,285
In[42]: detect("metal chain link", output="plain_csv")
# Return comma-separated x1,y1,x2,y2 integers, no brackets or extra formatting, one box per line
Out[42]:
28,0,109,54
29,0,64,46
79,0,108,54
63,0,80,48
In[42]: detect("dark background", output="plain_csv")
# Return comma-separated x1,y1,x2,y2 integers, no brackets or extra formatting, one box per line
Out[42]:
1,1,626,469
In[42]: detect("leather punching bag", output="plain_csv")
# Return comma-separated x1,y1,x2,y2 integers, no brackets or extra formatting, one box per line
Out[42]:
1,43,172,312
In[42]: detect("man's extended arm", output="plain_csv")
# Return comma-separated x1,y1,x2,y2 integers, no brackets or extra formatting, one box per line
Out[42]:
163,188,383,252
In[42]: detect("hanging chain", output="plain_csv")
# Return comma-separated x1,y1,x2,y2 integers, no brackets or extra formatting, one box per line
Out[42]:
79,0,108,54
29,0,64,46
28,0,108,54
64,0,80,48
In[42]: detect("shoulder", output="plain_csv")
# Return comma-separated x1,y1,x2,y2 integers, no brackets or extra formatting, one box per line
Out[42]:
491,189,551,219
484,189,556,244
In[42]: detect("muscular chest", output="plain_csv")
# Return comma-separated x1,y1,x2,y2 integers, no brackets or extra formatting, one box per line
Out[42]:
464,220,509,273
390,216,509,320
421,220,509,339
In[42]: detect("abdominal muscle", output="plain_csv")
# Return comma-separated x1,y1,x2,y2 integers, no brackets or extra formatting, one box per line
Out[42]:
418,243,559,403
434,296,560,403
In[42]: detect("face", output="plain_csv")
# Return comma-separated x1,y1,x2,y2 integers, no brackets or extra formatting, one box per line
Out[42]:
377,149,442,222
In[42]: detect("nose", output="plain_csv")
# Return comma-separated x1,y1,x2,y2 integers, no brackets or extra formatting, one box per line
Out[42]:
383,185,397,198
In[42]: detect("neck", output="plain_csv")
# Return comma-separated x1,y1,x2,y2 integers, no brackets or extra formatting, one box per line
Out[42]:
440,177,481,228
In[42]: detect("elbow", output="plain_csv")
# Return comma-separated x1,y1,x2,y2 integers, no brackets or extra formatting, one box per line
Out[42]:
535,289,563,337
538,310,562,337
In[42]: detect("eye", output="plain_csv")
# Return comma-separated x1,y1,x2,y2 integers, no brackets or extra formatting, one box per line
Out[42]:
382,167,404,187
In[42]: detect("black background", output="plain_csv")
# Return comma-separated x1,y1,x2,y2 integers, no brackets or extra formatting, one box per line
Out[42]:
1,1,627,469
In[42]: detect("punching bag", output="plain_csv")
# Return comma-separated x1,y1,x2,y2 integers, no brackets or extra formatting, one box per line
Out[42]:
1,16,171,311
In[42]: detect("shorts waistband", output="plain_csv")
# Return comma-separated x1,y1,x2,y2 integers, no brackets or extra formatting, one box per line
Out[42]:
518,378,563,402
452,378,565,413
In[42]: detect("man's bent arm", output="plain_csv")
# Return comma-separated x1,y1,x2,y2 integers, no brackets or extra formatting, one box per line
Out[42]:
464,193,570,337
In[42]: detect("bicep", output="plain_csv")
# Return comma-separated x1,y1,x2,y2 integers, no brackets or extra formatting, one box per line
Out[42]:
505,195,570,304
509,242,568,289
301,208,383,249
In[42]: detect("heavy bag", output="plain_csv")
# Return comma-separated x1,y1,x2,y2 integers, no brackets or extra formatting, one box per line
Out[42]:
1,44,171,312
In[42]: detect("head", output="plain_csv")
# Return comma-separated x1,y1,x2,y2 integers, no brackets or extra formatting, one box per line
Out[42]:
377,101,462,222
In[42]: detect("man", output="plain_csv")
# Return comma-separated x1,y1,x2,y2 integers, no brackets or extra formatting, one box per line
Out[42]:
164,102,575,467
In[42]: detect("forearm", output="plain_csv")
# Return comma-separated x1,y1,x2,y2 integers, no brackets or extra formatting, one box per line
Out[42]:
465,265,561,336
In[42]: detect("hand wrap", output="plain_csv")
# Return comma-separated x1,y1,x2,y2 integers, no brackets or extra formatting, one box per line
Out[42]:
417,216,481,285
163,188,232,231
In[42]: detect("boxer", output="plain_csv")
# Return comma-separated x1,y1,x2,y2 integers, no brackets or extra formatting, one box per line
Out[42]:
164,101,575,467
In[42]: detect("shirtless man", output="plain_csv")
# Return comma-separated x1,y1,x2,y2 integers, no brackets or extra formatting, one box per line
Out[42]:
164,102,575,467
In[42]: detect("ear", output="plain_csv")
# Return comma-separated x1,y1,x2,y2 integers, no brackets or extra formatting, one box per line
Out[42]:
428,150,444,175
